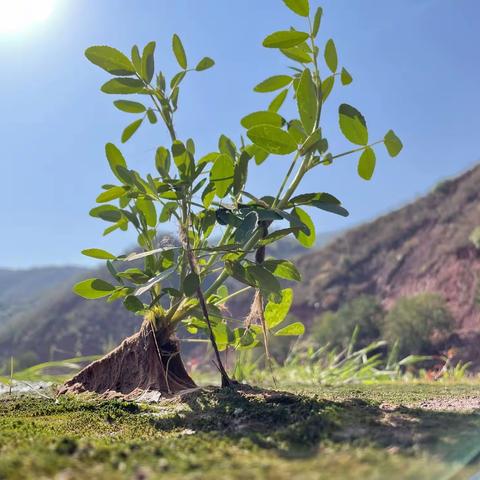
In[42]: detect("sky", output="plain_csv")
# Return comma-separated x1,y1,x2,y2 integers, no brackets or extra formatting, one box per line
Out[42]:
1,0,479,269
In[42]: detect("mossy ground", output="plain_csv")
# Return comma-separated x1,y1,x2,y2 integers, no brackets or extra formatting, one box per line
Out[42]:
1,383,480,479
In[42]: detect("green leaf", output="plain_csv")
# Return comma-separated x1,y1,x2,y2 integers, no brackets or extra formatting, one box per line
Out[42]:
202,183,216,208
96,186,126,203
155,147,171,177
172,34,187,69
290,192,349,217
358,147,376,180
233,151,250,195
147,109,157,124
254,75,292,93
218,135,237,158
172,141,194,179
186,138,196,155
159,202,177,223
196,57,215,71
265,288,293,329
259,227,299,246
115,167,135,185
232,327,257,350
234,211,258,243
321,75,335,102
300,129,322,155
81,249,117,260
339,103,369,146
280,46,312,63
183,272,200,296
102,219,126,236
101,78,144,94
268,89,288,113
252,146,269,165
292,207,315,247
226,261,255,288
136,198,157,227
123,295,144,313
297,69,317,134
170,71,186,90
247,125,297,155
283,0,309,16
134,267,176,296
131,45,142,72
241,111,285,129
384,129,403,157
108,287,131,302
263,30,309,49
288,119,307,145
212,323,230,351
246,265,281,294
275,322,305,336
198,152,220,166
90,205,122,223
113,100,146,114
73,278,115,299
324,39,338,73
103,223,120,236
312,7,323,37
217,285,229,299
141,41,156,83
341,67,353,85
263,259,302,282
85,46,135,75
210,154,235,198
121,118,143,143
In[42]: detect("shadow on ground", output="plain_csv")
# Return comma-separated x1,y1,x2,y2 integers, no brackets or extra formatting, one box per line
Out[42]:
148,385,480,463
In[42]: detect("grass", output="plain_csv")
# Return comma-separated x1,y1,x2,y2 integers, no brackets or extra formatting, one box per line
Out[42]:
1,383,480,479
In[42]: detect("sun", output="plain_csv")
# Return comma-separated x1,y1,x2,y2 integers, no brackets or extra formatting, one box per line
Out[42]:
0,0,55,34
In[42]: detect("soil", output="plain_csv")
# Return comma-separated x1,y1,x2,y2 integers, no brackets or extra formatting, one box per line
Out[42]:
2,383,480,479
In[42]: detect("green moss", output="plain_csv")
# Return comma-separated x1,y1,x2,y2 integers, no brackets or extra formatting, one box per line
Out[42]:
1,384,480,479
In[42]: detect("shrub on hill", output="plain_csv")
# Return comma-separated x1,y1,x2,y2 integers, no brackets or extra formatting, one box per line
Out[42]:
382,293,454,357
312,295,384,349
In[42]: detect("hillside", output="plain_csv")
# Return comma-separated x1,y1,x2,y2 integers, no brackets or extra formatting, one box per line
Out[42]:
292,164,480,334
0,266,87,329
0,266,141,370
0,236,337,368
4,158,480,370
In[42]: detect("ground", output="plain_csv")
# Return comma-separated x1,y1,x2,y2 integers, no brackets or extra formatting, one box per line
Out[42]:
1,383,480,480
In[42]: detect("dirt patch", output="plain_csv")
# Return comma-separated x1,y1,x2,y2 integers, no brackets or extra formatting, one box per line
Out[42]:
414,397,480,412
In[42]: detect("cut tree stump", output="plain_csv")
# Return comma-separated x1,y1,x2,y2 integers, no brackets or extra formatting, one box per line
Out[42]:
58,321,196,399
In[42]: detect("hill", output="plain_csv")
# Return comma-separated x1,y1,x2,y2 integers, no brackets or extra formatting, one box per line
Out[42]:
222,164,480,369
6,158,480,370
4,157,480,369
0,264,141,370
0,266,87,329
292,164,480,334
0,235,338,368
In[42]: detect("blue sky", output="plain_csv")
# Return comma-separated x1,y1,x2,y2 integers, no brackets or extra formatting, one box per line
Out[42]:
1,0,479,269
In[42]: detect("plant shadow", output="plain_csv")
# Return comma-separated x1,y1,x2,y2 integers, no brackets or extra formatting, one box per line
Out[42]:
149,385,480,463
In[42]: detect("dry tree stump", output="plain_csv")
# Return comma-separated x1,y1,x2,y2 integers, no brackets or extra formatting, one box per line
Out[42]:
58,320,196,399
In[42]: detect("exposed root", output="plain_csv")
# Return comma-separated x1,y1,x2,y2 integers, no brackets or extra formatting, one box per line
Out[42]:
58,320,196,399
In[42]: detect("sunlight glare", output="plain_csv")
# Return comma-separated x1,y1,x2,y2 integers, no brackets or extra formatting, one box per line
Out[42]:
0,0,55,33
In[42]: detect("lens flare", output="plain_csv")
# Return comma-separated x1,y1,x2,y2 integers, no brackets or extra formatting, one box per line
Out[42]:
0,0,55,33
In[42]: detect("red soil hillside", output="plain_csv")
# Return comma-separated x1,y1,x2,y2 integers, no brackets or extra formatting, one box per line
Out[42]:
293,163,480,334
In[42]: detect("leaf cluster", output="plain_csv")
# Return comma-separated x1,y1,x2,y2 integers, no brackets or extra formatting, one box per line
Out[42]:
74,0,403,357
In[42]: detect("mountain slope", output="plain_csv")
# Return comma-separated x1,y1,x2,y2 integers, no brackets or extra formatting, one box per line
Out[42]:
293,164,480,332
0,266,87,328
0,236,337,367
0,267,141,369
